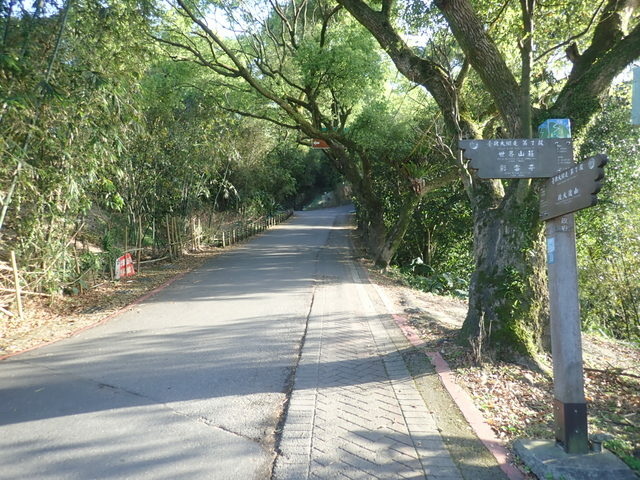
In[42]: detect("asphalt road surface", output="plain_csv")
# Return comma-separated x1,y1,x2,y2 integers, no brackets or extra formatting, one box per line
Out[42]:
0,209,335,479
0,206,506,480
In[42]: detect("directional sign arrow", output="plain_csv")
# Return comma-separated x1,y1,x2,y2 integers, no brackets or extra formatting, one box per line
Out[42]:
459,138,574,178
312,139,330,149
539,154,608,221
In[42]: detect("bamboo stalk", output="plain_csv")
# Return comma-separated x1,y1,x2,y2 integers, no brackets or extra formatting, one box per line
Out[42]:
176,217,180,256
10,251,23,320
138,255,170,265
166,215,172,259
0,288,53,297
73,246,83,294
123,246,148,254
191,217,195,250
136,216,142,273
124,225,128,257
173,217,178,256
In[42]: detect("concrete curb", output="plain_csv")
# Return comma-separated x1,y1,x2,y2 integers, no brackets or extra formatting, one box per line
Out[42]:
368,281,526,480
514,439,639,480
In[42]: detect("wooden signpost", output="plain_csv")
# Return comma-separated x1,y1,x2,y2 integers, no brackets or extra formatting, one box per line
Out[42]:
460,120,607,455
539,155,607,222
459,138,573,178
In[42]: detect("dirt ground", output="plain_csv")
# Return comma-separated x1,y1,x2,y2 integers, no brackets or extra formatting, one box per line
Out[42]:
0,250,215,357
1,240,638,476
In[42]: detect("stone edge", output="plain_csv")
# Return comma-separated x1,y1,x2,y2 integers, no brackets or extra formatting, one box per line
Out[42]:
367,279,527,480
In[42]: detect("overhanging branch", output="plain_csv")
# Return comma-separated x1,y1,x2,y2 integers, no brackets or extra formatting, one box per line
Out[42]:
219,105,301,130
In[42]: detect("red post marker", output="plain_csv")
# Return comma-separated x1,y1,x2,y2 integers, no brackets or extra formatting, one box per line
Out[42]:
115,253,136,280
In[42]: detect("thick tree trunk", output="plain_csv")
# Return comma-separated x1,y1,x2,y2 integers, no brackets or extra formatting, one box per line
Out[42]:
373,193,421,267
336,0,640,362
460,188,550,359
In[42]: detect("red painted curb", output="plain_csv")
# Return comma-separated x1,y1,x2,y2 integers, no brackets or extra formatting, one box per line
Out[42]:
0,269,191,362
390,311,526,480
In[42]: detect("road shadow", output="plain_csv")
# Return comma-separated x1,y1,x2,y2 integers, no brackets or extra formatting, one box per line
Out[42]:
0,313,437,427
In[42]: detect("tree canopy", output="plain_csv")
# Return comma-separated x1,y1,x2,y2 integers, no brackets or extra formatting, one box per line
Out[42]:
1,0,638,349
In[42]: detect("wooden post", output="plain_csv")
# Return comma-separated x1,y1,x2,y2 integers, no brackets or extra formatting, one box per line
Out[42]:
546,215,589,453
542,119,589,454
10,251,23,320
166,215,172,259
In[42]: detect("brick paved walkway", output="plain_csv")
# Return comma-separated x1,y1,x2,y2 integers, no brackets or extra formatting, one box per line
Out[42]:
273,222,463,480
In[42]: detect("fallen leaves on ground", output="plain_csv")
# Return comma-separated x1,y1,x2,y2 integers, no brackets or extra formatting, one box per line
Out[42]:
363,258,639,476
401,289,639,475
0,249,219,355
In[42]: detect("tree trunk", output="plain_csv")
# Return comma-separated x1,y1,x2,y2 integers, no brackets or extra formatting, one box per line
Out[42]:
373,193,421,268
336,0,640,361
351,180,388,264
460,189,550,359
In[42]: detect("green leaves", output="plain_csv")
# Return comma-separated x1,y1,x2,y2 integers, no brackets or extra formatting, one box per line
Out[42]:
0,52,24,76
576,85,640,342
295,23,383,107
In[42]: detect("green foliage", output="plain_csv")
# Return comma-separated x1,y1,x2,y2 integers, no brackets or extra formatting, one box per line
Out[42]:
0,2,339,296
295,21,383,110
0,0,153,289
394,261,468,297
395,182,473,290
604,438,640,473
577,85,640,343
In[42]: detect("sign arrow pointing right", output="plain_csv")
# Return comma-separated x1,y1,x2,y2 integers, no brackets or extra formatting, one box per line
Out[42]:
539,154,608,221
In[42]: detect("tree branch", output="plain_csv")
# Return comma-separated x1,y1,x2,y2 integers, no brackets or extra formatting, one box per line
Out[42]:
336,0,475,137
434,0,522,133
150,34,240,78
454,57,471,89
534,0,606,61
320,5,342,48
219,105,301,130
173,0,317,135
381,0,393,19
549,6,640,132
488,0,514,31
566,0,637,81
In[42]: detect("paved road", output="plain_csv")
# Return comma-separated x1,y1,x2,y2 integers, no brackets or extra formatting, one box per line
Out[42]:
0,207,504,480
